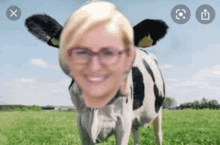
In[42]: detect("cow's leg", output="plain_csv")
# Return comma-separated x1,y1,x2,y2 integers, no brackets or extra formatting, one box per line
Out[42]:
153,108,163,145
77,115,95,145
132,128,140,145
115,116,132,145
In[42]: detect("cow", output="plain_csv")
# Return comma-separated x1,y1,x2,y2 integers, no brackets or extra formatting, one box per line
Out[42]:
25,1,168,145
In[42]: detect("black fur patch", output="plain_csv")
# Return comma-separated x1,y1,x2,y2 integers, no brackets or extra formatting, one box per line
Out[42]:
142,60,155,83
154,84,165,113
130,85,133,99
25,14,63,43
133,19,169,46
132,67,145,110
153,59,158,65
68,79,74,90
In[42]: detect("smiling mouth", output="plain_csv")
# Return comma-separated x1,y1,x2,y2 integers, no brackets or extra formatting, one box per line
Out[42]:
85,75,109,83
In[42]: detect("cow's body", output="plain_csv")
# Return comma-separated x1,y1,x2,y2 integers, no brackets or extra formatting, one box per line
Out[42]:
24,10,168,145
69,48,165,145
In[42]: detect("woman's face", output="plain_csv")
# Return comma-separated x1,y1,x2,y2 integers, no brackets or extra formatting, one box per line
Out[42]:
68,24,130,106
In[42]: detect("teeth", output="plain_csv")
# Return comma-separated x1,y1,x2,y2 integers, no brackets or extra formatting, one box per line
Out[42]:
88,76,104,81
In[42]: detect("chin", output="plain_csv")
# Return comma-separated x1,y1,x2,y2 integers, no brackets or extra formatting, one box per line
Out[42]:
83,89,116,109
84,87,110,98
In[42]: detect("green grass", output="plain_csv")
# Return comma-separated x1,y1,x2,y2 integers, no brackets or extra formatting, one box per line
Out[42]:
0,110,219,145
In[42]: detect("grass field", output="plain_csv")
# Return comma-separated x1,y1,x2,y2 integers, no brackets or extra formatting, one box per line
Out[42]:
0,110,219,145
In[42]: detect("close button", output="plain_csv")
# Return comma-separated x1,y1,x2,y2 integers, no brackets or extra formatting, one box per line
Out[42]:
6,5,21,21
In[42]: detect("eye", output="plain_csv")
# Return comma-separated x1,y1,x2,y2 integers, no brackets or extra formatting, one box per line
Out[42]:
74,49,88,55
77,50,88,54
101,48,115,56
104,51,114,55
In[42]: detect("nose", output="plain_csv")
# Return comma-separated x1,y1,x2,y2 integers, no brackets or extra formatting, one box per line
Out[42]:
88,56,103,71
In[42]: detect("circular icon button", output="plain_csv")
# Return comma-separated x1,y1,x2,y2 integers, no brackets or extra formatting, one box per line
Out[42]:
6,5,21,21
171,4,191,24
196,4,215,24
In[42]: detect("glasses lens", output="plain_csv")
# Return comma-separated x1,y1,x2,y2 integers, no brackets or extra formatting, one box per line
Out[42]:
71,47,121,66
100,48,119,65
71,48,88,64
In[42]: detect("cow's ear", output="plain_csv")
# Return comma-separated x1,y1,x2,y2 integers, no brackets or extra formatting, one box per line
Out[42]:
25,14,63,48
133,19,169,48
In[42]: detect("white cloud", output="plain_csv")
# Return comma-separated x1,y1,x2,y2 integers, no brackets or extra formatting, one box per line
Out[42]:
165,65,220,106
166,78,177,82
160,64,172,69
20,78,35,83
30,58,61,70
165,79,220,106
213,71,220,74
30,58,48,68
192,65,220,80
0,77,73,106
192,44,219,57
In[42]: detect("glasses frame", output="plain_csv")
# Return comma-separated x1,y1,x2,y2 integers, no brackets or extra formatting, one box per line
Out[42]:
70,47,130,66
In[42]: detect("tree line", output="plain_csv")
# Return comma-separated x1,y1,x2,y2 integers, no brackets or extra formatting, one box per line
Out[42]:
0,105,71,112
1,97,219,111
163,97,220,110
0,105,43,111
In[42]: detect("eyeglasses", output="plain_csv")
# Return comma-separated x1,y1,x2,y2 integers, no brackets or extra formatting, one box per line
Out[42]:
69,47,129,66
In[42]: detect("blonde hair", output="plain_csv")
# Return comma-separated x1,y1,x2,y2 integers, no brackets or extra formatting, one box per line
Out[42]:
59,1,134,76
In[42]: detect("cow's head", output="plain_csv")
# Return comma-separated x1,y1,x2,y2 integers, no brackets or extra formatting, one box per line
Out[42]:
25,15,168,49
25,1,168,108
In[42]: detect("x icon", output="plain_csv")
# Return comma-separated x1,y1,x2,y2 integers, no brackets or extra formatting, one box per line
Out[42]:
10,9,17,17
6,6,21,21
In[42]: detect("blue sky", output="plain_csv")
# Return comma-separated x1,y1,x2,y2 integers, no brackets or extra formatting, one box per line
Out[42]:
0,0,219,106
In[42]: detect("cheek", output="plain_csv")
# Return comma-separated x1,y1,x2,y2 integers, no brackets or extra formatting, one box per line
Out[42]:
69,63,84,79
114,55,127,72
110,57,127,80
